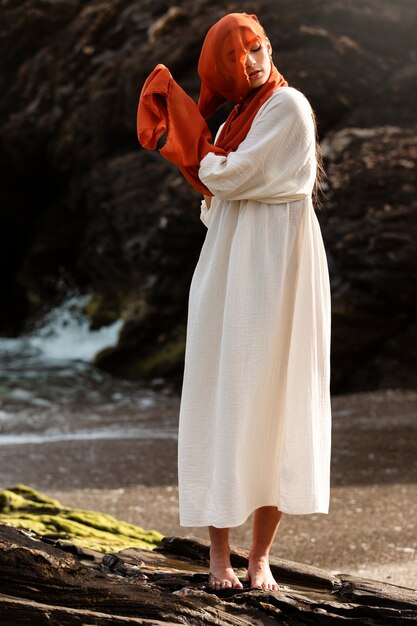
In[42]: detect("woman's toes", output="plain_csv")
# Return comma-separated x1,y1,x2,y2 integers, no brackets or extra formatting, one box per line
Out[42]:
247,573,279,591
208,567,244,591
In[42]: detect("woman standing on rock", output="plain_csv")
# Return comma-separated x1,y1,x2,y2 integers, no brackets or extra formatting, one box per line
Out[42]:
138,13,331,591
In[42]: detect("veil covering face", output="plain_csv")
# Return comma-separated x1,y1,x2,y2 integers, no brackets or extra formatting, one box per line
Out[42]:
198,13,269,117
137,13,288,194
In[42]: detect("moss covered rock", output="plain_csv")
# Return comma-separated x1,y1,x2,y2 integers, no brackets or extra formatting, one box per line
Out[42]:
0,485,163,553
95,322,186,383
85,292,122,330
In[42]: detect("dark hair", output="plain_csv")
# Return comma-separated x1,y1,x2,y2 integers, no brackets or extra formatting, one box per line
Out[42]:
311,109,326,210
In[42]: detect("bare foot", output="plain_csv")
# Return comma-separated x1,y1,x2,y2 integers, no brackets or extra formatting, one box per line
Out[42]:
245,555,280,591
209,549,243,590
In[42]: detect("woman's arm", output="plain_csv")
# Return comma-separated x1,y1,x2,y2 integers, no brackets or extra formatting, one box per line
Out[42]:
203,195,212,209
198,87,316,202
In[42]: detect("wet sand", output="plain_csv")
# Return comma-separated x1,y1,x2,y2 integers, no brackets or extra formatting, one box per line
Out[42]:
1,388,416,589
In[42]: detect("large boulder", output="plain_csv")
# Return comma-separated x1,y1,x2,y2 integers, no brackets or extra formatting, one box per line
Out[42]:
0,0,416,392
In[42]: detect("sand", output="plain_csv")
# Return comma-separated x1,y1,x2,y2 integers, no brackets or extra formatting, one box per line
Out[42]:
0,388,416,589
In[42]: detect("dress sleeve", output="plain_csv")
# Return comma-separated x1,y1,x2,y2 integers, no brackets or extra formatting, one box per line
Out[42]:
200,198,211,227
198,87,316,202
198,123,225,228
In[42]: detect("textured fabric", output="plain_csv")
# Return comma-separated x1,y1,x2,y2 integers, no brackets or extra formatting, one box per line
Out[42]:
178,86,332,527
197,13,287,119
137,64,214,194
137,13,287,195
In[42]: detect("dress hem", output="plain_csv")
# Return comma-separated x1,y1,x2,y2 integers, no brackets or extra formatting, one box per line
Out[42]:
179,500,330,528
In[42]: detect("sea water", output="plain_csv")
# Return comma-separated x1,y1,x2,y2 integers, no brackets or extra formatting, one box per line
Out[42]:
0,295,179,445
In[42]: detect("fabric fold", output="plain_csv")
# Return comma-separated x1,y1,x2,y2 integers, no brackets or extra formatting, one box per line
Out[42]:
137,13,288,195
137,64,224,194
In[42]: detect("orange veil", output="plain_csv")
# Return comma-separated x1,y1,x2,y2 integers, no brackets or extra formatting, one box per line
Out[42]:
137,13,288,195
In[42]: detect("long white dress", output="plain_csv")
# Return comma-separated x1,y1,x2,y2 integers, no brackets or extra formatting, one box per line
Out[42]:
178,86,332,528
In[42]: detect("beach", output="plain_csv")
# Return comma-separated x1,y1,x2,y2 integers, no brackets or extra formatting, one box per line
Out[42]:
1,386,416,589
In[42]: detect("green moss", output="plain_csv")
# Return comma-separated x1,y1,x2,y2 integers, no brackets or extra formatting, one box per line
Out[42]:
26,290,43,315
85,293,121,330
0,485,62,513
134,337,185,377
127,324,186,378
0,486,163,553
11,484,63,507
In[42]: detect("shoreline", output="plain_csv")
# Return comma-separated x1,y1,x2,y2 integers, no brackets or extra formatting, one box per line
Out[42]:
1,388,416,589
42,483,417,590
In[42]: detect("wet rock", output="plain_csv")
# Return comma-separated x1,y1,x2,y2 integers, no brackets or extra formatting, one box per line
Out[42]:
1,524,416,625
0,0,416,392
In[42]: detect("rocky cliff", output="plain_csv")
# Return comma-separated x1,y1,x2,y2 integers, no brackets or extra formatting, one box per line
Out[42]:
1,0,416,392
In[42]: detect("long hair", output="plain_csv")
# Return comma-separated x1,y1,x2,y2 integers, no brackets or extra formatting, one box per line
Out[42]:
312,109,326,210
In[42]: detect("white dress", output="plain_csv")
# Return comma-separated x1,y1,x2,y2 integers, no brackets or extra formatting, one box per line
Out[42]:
178,86,332,528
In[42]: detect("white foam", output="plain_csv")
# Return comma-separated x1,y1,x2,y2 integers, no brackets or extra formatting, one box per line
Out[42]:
0,427,178,446
0,410,12,422
0,294,122,364
28,295,123,362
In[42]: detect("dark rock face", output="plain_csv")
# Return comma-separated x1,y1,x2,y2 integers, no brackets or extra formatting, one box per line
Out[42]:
0,0,416,392
321,127,417,391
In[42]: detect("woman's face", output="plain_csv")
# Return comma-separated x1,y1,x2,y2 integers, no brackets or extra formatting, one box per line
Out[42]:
245,40,272,89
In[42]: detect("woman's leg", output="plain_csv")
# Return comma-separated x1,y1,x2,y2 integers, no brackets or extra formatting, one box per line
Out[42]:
247,506,282,590
208,525,243,589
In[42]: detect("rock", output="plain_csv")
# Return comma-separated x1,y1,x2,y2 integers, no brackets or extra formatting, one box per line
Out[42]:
1,524,416,625
320,126,417,391
0,485,163,552
148,7,188,43
0,0,416,393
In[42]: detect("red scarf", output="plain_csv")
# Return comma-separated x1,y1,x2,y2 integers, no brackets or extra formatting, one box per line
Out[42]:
137,13,288,195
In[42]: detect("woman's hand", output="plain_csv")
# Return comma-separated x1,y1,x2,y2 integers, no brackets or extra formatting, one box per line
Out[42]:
204,195,212,209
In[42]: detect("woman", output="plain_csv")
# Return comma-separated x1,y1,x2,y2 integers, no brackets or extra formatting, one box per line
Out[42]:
138,13,331,592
